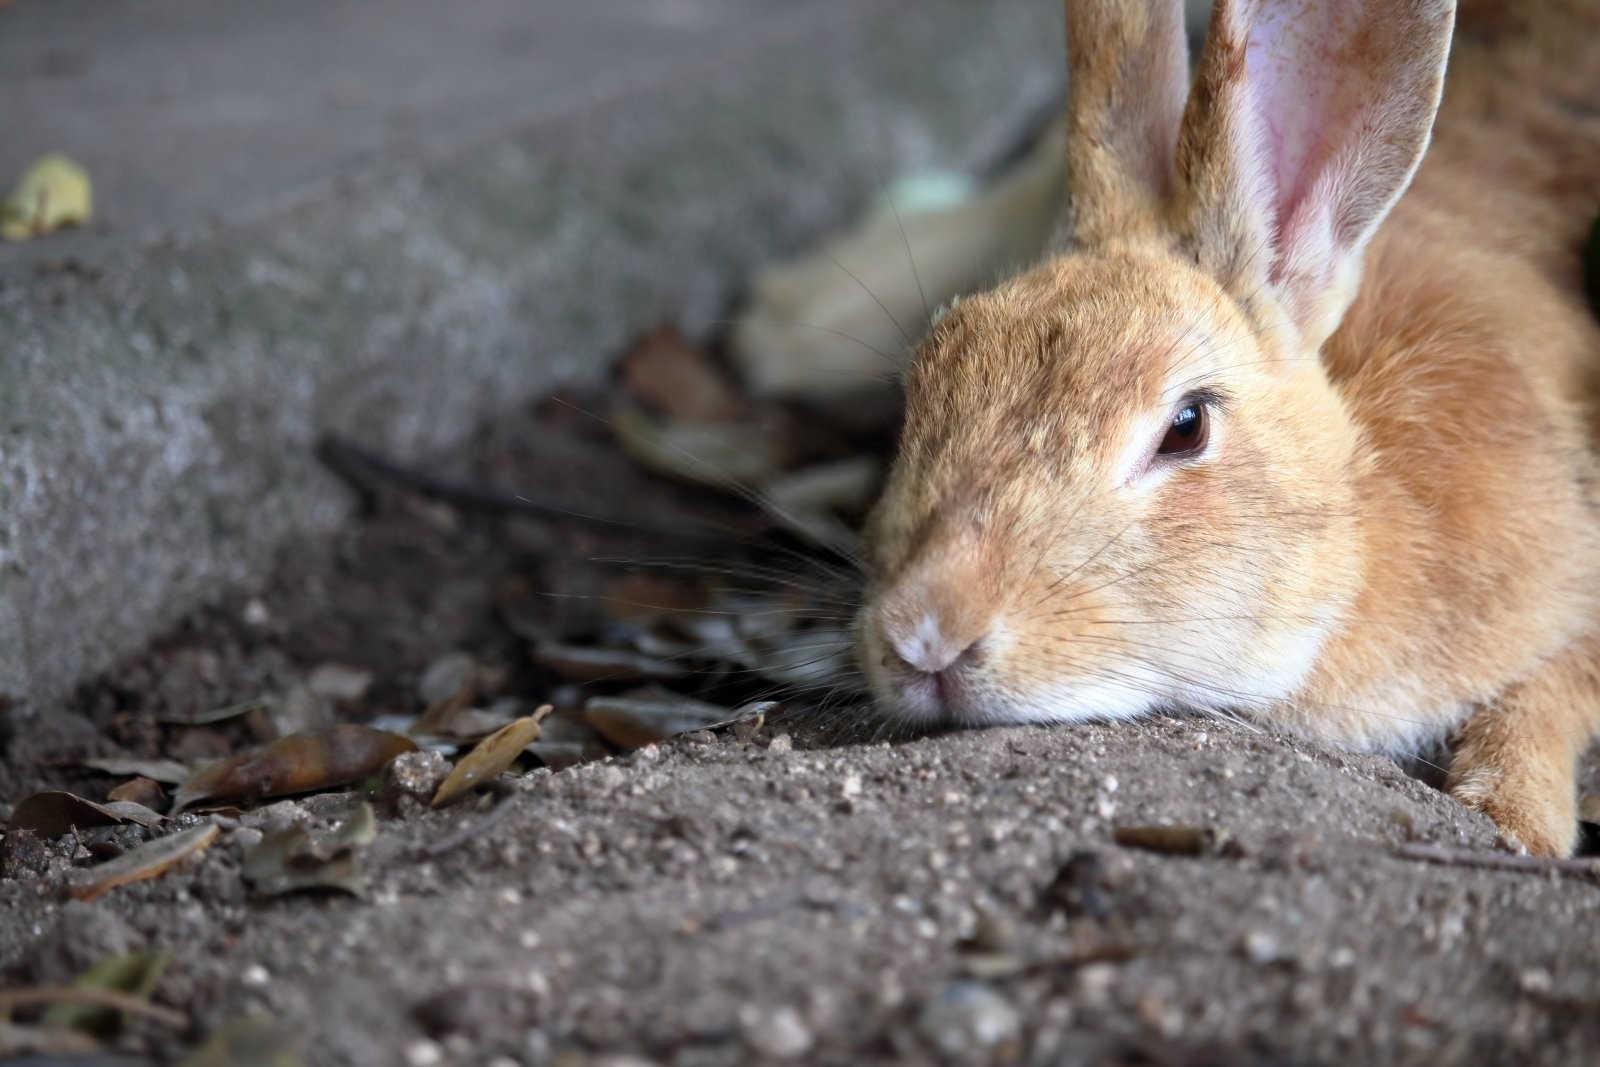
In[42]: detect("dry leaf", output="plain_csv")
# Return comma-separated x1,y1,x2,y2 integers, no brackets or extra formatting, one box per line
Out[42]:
620,324,746,422
431,707,551,807
10,791,164,837
81,756,192,784
526,713,611,771
1,154,93,241
241,801,376,897
1112,824,1221,856
583,689,739,749
69,824,220,902
107,776,166,809
172,725,417,813
610,404,785,489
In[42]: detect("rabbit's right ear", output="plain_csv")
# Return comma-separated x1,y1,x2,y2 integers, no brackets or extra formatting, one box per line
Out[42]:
1063,0,1191,246
1173,0,1455,351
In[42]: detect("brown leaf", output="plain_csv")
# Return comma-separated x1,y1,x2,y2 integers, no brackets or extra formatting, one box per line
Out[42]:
431,707,551,808
69,824,220,902
1112,824,1221,856
583,689,740,749
172,725,417,813
107,777,166,809
10,791,164,837
620,324,746,422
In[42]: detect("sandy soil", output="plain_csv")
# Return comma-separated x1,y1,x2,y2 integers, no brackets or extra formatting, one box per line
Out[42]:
2,392,1598,1067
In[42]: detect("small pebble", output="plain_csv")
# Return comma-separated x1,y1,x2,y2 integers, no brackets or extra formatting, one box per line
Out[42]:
740,1004,813,1059
383,750,453,804
403,1039,443,1067
1242,930,1280,964
767,734,794,753
916,981,1021,1058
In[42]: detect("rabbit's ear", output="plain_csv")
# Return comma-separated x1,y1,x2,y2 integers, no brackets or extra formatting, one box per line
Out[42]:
1175,0,1455,349
1063,0,1191,246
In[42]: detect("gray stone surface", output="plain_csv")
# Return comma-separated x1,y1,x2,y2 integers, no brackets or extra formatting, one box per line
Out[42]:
0,0,1064,711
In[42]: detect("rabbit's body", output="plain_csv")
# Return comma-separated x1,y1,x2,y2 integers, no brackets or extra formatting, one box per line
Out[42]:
857,0,1600,855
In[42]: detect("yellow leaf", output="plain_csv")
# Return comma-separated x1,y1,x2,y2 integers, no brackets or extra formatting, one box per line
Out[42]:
1,153,92,241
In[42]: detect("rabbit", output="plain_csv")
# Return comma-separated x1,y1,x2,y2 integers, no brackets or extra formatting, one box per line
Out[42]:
855,0,1600,857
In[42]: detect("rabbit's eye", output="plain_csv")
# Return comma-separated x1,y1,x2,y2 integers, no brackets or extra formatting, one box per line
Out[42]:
1157,400,1209,458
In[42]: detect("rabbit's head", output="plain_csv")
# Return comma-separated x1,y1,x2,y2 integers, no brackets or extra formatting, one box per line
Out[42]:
857,0,1456,727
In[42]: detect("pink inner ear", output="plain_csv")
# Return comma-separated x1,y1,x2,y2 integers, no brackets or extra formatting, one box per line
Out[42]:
1243,0,1382,258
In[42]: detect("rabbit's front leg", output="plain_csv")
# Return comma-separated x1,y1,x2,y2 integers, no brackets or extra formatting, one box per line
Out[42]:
1446,635,1600,857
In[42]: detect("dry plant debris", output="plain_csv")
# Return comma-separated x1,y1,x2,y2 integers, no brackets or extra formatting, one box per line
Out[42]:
172,725,417,813
10,791,165,837
67,824,220,902
0,153,92,241
431,708,552,807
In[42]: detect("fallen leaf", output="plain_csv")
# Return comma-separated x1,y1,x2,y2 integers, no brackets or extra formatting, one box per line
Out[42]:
1,154,92,241
431,708,551,807
172,725,417,813
44,951,171,1037
763,456,881,516
81,756,192,784
180,1016,305,1067
620,324,746,422
157,697,271,726
107,777,166,809
1112,824,1221,856
10,791,164,837
69,824,220,902
526,713,612,771
610,404,786,490
583,689,744,749
533,642,689,683
241,801,375,897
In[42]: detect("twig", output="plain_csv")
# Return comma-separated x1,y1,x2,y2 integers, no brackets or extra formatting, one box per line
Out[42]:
316,434,721,543
1392,842,1600,880
0,987,188,1028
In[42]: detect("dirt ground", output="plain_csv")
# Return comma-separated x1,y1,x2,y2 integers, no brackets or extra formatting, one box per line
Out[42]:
3,381,1599,1066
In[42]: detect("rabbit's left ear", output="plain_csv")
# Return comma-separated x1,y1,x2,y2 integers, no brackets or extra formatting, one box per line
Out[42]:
1176,0,1456,350
1063,0,1191,247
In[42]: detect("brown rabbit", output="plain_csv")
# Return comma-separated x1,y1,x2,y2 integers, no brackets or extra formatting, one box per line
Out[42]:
856,0,1600,856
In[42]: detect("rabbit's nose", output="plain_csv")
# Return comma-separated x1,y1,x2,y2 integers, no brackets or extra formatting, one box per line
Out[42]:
883,612,982,677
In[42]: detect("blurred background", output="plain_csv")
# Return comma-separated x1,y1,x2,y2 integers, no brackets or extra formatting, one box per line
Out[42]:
0,0,1068,710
